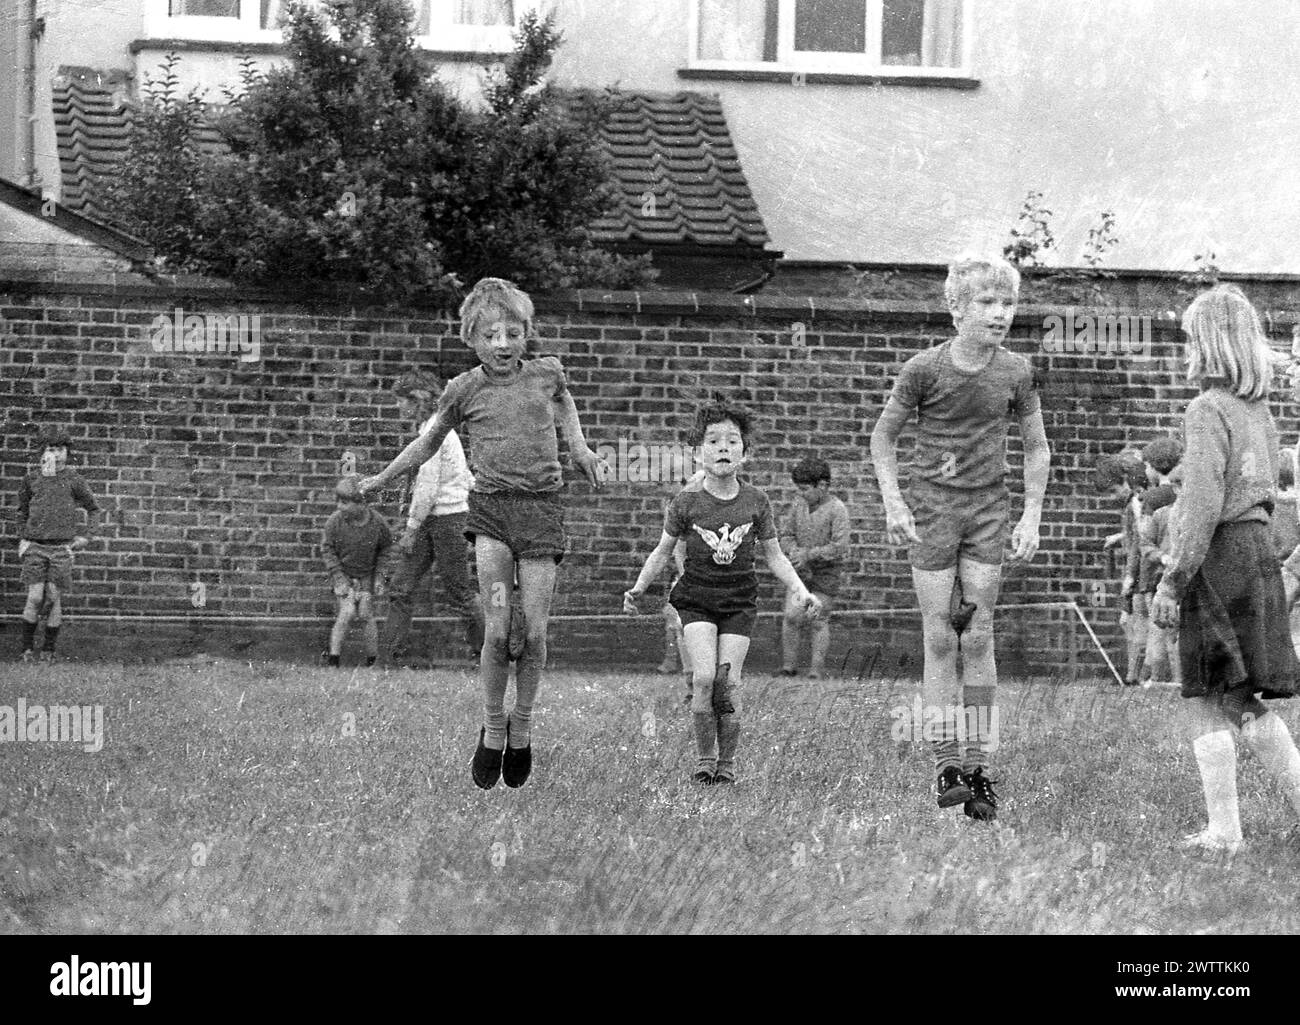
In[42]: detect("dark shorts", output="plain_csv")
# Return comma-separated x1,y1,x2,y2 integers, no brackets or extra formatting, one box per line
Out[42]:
466,490,566,563
20,541,73,591
670,581,757,637
908,481,1010,571
1179,519,1300,702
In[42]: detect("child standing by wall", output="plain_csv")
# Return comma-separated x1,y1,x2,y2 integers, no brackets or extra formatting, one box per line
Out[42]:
870,255,1050,821
1139,483,1181,687
1097,449,1146,685
779,457,850,680
15,428,99,661
1151,284,1300,854
382,369,485,667
361,278,606,790
625,400,820,785
323,476,394,668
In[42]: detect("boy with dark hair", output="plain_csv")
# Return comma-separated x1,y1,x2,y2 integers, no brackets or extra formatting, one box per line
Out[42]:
779,457,850,679
16,427,99,661
1139,483,1181,687
323,475,394,668
625,399,820,784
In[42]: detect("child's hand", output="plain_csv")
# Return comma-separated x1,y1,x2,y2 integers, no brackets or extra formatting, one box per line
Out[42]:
1008,513,1040,563
70,536,89,551
1103,531,1123,550
573,446,610,489
1160,553,1171,567
884,501,920,545
1151,593,1179,629
800,591,824,622
333,580,351,598
623,588,644,615
17,539,31,558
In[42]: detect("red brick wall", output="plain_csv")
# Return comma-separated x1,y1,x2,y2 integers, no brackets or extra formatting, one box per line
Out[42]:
2,276,1298,677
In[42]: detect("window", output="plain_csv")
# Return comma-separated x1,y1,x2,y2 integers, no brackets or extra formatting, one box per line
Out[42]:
691,0,968,75
144,0,281,41
170,0,238,15
417,0,535,53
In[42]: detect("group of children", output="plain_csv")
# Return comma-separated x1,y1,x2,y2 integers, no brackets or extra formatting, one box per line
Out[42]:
15,261,1300,851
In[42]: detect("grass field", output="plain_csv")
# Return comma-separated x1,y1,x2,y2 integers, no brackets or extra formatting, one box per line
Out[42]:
3,658,1299,934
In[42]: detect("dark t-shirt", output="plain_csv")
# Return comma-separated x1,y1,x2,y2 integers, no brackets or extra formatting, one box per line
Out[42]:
438,356,569,494
664,482,777,598
887,341,1040,490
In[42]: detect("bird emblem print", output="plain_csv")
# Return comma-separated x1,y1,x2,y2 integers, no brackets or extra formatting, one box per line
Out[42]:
693,522,752,565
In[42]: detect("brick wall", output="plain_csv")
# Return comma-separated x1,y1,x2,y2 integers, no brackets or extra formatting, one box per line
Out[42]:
2,274,1298,677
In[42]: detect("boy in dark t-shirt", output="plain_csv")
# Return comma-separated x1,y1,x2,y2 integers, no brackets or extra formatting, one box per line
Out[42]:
360,278,607,791
870,255,1050,821
625,400,821,785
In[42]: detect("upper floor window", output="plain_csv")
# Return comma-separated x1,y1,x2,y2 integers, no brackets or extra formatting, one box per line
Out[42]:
148,0,535,52
691,0,968,75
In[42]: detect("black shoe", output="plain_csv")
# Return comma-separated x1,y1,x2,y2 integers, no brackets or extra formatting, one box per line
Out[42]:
365,656,377,667
963,767,999,821
471,727,503,790
778,667,798,677
502,723,532,788
692,769,715,785
936,766,971,808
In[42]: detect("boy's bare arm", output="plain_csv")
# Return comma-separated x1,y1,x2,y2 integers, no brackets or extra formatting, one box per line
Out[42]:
1019,410,1051,519
362,416,451,492
869,398,911,510
555,390,605,487
627,533,679,607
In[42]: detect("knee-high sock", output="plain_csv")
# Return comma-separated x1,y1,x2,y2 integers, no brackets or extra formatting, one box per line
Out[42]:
962,683,996,772
1242,712,1300,820
1192,730,1242,842
510,633,546,748
716,713,741,778
482,635,511,750
692,713,717,772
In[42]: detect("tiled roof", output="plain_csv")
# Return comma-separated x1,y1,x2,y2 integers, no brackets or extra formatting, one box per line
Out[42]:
53,73,772,254
566,90,773,253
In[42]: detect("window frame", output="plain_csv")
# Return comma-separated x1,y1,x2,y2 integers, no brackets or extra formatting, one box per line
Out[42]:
143,0,539,53
687,0,973,78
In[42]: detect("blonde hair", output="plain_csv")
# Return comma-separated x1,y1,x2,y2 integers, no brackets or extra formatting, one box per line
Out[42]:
458,277,535,345
1180,284,1276,400
944,255,1021,313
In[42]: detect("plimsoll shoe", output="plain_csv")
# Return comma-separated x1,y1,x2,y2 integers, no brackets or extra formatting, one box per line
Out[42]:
692,769,715,785
1181,829,1244,855
20,649,35,663
963,767,999,821
936,766,971,808
502,722,532,789
471,727,503,790
39,650,55,663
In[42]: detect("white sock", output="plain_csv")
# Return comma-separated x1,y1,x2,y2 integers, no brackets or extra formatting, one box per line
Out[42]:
1192,730,1242,842
1242,712,1300,820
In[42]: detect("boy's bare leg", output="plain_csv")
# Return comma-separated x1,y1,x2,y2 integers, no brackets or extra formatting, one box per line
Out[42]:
809,598,831,677
475,537,516,751
358,593,378,661
780,589,804,672
1128,594,1149,683
714,632,751,781
21,583,44,653
956,557,1003,772
512,556,558,748
329,597,355,657
912,566,961,774
682,622,720,776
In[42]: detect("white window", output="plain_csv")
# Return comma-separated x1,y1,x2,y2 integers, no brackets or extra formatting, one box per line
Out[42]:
144,0,283,41
416,0,541,53
690,0,969,76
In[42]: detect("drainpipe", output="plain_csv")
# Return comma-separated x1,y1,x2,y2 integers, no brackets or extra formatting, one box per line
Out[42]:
22,0,39,188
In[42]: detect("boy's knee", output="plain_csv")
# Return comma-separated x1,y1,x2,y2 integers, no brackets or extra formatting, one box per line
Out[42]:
923,626,959,660
519,628,547,662
961,623,994,658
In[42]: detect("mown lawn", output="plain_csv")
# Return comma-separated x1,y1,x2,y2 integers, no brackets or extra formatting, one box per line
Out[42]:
2,659,1299,934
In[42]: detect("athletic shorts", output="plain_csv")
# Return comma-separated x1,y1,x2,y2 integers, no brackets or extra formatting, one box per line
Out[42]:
907,481,1010,571
19,540,74,591
466,490,566,563
670,581,757,637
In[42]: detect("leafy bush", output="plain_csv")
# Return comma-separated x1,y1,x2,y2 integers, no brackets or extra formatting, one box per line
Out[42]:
104,0,654,300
